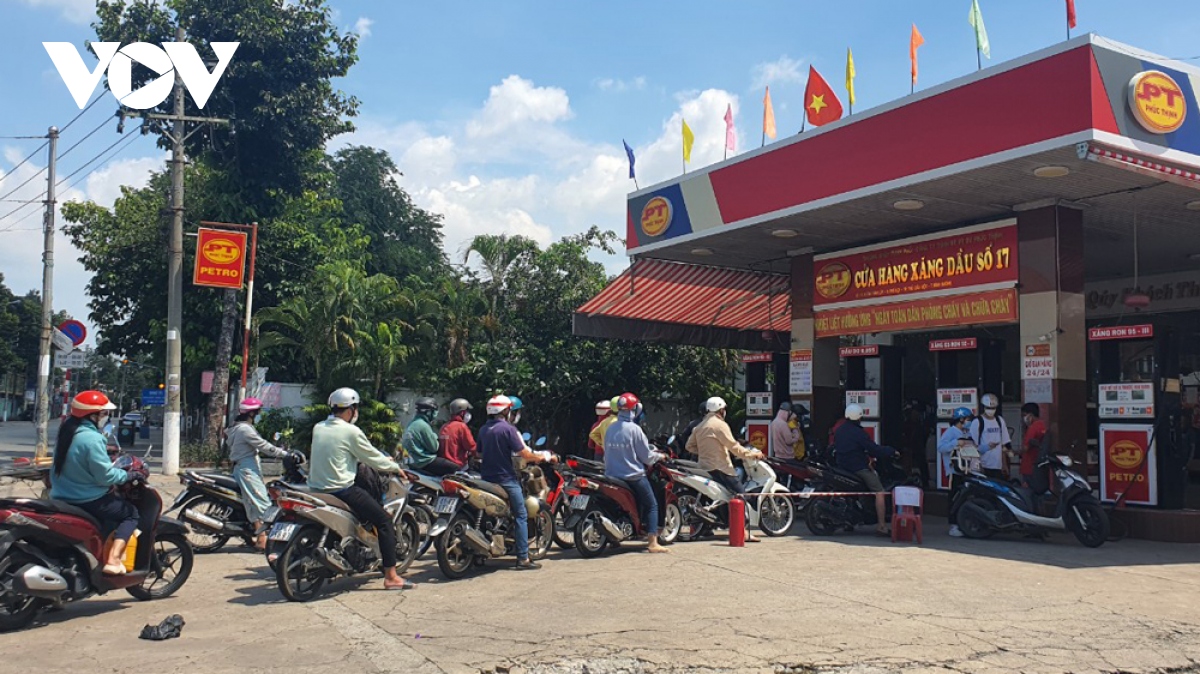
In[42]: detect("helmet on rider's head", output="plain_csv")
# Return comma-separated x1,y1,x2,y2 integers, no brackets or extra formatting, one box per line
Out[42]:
239,397,264,414
415,397,438,414
485,395,513,416
617,393,640,411
952,407,973,422
509,396,523,411
845,404,864,421
70,390,116,418
699,401,708,415
594,399,611,416
448,398,472,416
981,393,999,416
610,396,620,413
328,387,360,410
704,396,727,414
779,400,793,413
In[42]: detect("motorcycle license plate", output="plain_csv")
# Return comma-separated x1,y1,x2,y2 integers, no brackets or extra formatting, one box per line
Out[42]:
262,506,281,524
433,496,458,514
268,523,297,542
801,486,815,496
570,495,590,510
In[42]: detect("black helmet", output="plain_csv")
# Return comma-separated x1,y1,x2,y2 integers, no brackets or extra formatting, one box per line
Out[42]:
698,401,708,415
415,397,438,412
448,398,471,415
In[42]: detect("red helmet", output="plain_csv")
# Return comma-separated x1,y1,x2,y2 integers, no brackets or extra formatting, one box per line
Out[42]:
617,393,640,411
71,390,116,418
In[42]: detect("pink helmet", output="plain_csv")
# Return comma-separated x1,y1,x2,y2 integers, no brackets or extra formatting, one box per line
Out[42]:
239,397,264,413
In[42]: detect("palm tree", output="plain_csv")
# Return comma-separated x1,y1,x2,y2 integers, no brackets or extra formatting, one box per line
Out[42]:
462,234,539,317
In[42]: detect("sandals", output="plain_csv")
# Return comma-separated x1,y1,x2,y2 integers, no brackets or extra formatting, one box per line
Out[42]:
102,563,126,575
384,579,416,591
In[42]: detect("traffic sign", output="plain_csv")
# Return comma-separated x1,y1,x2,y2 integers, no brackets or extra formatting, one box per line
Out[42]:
52,329,74,354
58,319,87,347
141,388,166,406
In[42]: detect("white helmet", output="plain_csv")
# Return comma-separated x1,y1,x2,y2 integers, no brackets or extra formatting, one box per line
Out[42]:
595,399,611,415
704,396,727,413
981,393,999,410
485,395,513,416
845,404,864,421
328,387,360,409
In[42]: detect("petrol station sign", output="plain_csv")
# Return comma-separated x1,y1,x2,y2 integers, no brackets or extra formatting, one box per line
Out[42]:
1099,424,1158,506
1098,382,1155,419
193,228,248,289
814,288,1018,338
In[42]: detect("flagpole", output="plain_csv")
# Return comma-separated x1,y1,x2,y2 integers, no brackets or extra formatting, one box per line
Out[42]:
800,117,807,134
761,130,765,148
977,47,982,71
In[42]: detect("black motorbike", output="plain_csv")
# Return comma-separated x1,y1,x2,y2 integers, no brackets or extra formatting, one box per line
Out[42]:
803,454,915,535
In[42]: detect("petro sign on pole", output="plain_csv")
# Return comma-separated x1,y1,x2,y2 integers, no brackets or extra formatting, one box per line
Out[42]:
193,228,248,289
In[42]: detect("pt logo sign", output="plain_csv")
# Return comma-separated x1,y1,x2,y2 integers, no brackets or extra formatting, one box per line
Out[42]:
43,42,239,110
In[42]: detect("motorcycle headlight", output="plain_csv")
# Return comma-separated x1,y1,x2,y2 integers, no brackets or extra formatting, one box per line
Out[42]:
1057,455,1074,467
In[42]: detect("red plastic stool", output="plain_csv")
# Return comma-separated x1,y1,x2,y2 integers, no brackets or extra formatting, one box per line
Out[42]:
891,485,923,544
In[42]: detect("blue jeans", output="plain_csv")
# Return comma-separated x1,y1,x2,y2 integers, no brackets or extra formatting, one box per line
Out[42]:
499,480,529,561
627,475,659,536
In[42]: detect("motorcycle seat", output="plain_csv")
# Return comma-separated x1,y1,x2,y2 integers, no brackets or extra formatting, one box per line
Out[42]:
188,471,241,492
461,476,511,501
671,459,708,475
2,498,102,530
595,474,632,492
294,488,352,511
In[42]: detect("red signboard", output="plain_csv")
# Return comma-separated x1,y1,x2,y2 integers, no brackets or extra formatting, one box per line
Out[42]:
813,223,1018,306
929,337,977,351
815,288,1018,338
740,352,775,363
193,228,248,289
1088,324,1154,341
1099,424,1158,506
746,420,770,454
839,345,880,358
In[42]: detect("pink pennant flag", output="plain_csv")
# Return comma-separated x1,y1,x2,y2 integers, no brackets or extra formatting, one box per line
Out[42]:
724,103,736,156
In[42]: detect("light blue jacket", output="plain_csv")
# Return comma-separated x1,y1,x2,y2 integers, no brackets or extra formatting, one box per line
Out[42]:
50,420,130,503
603,411,663,481
937,423,973,477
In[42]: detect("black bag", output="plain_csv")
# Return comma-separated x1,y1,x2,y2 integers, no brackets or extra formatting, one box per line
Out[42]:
355,464,387,502
139,614,185,641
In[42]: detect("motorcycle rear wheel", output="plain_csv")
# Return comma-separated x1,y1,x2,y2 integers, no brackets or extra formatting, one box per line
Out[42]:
411,504,435,559
179,497,232,553
275,525,330,602
393,513,422,575
574,508,609,558
674,493,706,542
1067,499,1109,548
958,498,996,540
804,499,840,536
659,502,682,545
529,510,554,561
758,493,795,537
552,499,574,550
435,514,477,580
0,551,44,632
127,533,194,601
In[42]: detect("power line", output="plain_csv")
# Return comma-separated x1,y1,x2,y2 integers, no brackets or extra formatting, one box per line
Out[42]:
0,200,42,232
56,126,145,188
0,135,45,140
57,114,116,160
59,129,144,193
59,94,107,134
0,166,46,203
0,140,50,188
0,197,43,226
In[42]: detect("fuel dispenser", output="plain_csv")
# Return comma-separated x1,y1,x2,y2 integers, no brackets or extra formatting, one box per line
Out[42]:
932,337,1004,489
1090,324,1187,509
841,344,902,449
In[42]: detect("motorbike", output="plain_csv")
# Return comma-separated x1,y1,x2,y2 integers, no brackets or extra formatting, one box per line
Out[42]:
566,455,682,556
765,457,819,513
803,454,914,535
0,450,194,631
431,458,555,580
954,453,1109,547
270,473,422,602
667,450,795,540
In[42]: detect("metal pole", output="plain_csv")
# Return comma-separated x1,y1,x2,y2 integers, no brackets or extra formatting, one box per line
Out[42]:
238,222,258,401
163,24,185,475
34,126,58,459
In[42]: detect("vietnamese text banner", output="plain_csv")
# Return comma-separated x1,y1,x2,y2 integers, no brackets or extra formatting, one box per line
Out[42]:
814,289,1018,338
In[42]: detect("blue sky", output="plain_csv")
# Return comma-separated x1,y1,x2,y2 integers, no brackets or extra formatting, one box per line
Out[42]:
2,0,1200,342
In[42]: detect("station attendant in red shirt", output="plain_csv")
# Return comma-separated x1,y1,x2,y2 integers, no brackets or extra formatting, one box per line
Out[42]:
1019,402,1049,493
437,398,477,470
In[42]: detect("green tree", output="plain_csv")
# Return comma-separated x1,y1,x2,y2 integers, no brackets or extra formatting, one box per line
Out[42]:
463,234,539,318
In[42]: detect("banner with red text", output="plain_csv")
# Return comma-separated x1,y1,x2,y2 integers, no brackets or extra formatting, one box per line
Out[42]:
814,288,1018,338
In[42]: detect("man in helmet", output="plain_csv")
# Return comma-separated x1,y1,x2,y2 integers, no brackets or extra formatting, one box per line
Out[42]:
969,393,1012,480
51,390,141,575
676,401,708,459
478,395,555,570
310,388,413,590
436,398,476,473
604,393,669,553
769,400,801,461
834,404,899,536
937,407,977,537
226,397,288,550
402,397,457,476
686,396,764,542
587,399,611,460
588,395,620,460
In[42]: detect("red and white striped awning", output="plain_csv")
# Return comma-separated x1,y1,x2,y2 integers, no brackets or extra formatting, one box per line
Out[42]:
573,259,790,350
1082,143,1200,190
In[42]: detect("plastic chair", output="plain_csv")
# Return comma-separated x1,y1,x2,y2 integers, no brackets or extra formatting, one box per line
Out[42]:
891,485,923,544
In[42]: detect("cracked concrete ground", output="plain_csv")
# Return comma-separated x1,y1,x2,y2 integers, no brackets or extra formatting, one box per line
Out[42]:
2,475,1200,674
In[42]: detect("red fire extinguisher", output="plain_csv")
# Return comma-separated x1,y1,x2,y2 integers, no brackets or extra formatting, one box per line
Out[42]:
728,497,745,547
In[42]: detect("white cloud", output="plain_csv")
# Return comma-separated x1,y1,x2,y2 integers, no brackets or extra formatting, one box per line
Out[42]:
353,17,373,39
751,55,805,91
466,76,572,139
14,0,97,23
596,76,647,93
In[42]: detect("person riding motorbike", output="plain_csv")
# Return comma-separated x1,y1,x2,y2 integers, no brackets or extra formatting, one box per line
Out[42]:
436,398,476,472
769,401,801,460
402,397,458,477
833,403,899,536
50,390,143,575
587,399,611,459
676,401,707,458
226,397,288,550
937,406,976,538
588,396,620,460
969,393,1012,480
309,387,414,591
603,393,669,554
686,396,763,543
478,394,555,570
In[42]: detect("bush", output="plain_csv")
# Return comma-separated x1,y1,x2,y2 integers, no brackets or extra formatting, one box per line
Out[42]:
256,408,297,448
290,397,402,457
181,441,221,466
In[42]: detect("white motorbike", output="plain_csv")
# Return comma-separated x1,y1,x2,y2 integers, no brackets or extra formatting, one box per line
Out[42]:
667,450,795,540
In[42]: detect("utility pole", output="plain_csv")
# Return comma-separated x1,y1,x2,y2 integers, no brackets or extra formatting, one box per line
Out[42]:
34,126,58,459
163,24,186,475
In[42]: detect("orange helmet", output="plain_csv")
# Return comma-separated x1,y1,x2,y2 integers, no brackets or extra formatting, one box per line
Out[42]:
70,390,116,418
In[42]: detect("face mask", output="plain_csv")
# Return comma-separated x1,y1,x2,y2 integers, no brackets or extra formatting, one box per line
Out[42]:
97,413,110,427
462,412,472,424
984,408,997,418
254,413,263,424
512,411,521,425
350,411,360,425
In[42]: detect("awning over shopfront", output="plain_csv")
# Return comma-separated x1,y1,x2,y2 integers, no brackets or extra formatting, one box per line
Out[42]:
573,259,790,351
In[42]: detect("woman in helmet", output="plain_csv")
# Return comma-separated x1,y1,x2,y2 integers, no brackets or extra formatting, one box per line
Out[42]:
969,393,1012,480
403,397,459,476
435,398,476,473
50,390,140,575
937,407,976,537
226,397,288,550
588,396,620,460
587,399,611,460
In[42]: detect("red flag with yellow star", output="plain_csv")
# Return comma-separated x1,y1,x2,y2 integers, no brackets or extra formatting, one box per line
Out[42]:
804,65,843,127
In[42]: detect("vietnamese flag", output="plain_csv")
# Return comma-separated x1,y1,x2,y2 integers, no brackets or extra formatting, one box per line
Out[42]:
804,65,843,127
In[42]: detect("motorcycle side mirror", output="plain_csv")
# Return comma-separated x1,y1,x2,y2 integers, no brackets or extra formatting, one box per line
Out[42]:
522,432,531,442
103,423,115,436
535,436,546,447
273,432,281,441
668,435,676,444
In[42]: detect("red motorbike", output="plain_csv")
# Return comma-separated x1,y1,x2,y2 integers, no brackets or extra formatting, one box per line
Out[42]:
0,454,194,631
765,457,819,513
565,458,682,557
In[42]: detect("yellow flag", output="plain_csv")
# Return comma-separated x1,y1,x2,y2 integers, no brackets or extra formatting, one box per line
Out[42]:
682,118,695,163
846,48,857,107
763,87,777,140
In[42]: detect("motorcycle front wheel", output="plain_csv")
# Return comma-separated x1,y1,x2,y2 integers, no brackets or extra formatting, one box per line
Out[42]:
127,533,194,601
275,525,330,602
529,510,554,561
1067,499,1109,548
411,504,435,559
804,499,840,536
758,493,795,537
674,493,707,542
435,513,477,580
178,497,232,553
552,499,574,550
659,502,683,545
0,551,44,632
957,498,996,540
393,513,422,575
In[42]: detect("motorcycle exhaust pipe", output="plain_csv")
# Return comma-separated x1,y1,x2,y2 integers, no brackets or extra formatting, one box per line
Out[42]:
182,509,229,533
312,547,352,574
14,564,68,598
460,526,495,555
599,515,627,541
